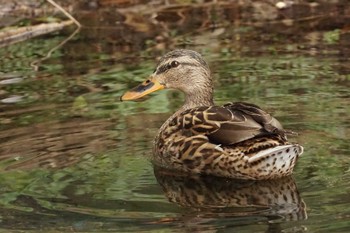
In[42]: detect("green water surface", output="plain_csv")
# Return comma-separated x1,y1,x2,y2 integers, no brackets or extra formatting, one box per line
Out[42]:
0,1,349,232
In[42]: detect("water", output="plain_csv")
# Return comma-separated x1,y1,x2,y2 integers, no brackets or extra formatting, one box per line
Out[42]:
0,1,349,232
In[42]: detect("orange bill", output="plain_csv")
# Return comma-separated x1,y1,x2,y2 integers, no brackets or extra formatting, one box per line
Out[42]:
120,78,164,101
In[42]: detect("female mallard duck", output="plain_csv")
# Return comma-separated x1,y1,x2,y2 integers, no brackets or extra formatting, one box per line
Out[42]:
121,49,303,180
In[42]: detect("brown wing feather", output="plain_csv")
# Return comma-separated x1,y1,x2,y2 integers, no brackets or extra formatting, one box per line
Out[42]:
224,102,286,135
173,102,286,145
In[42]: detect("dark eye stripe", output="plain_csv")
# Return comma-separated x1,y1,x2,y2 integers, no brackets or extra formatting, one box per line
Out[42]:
156,64,169,75
155,62,199,75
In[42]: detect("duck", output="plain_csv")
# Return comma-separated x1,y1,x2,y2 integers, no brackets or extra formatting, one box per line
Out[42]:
120,49,303,180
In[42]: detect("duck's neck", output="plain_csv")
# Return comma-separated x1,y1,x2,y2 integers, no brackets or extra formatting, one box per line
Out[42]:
182,90,214,111
157,88,214,135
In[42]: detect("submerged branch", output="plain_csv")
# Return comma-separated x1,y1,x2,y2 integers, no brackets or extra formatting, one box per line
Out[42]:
31,27,80,71
0,20,74,48
0,0,81,48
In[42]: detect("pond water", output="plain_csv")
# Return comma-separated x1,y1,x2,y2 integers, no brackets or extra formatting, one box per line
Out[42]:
0,1,349,232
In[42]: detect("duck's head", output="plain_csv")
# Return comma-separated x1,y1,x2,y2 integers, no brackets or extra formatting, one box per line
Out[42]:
121,49,214,107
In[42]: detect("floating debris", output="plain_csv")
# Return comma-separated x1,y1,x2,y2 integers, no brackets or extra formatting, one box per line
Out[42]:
1,95,24,104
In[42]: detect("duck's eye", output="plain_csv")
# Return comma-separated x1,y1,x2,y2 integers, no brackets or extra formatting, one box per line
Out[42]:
170,61,179,68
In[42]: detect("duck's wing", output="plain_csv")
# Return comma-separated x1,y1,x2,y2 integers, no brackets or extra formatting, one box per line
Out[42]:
174,102,286,145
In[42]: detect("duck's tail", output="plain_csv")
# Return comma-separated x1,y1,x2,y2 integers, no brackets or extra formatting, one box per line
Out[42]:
247,144,303,179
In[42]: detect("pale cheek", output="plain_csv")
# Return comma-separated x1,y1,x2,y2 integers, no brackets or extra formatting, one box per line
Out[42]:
164,76,180,89
165,82,177,89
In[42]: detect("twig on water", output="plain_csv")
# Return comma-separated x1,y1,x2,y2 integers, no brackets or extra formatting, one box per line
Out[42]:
46,0,81,28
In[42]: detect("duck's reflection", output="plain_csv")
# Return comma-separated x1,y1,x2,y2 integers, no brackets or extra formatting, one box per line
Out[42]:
154,166,307,222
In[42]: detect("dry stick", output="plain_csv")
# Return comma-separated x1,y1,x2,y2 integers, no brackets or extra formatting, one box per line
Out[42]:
46,0,81,28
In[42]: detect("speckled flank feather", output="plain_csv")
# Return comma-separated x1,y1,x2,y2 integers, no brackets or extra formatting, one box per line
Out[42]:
153,102,303,180
121,49,304,180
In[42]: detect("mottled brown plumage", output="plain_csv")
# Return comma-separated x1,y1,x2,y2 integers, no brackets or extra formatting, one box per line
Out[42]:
121,49,303,180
